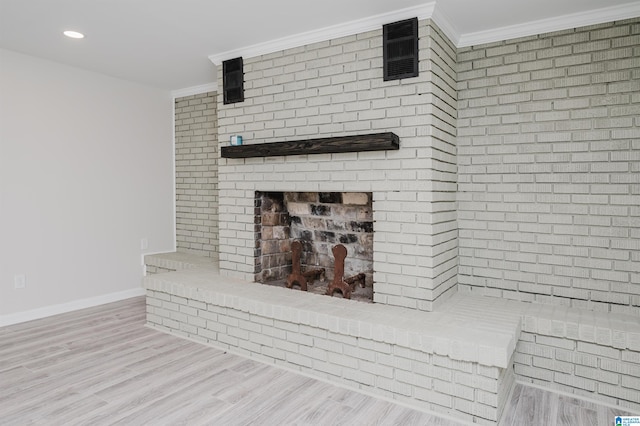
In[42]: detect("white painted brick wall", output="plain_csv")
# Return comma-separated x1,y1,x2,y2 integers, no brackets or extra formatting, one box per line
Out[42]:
216,19,458,311
175,92,219,257
515,330,640,412
457,18,640,315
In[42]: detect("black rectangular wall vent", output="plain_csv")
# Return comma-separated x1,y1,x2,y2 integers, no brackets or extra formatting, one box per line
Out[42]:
383,17,419,81
223,57,244,104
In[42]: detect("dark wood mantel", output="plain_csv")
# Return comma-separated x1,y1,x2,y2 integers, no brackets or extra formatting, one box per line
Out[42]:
220,132,399,159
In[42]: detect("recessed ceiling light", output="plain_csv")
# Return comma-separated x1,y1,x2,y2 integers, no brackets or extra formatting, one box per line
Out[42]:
63,30,85,39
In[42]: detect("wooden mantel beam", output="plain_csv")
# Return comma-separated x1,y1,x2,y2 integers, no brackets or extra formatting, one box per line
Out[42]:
220,132,399,159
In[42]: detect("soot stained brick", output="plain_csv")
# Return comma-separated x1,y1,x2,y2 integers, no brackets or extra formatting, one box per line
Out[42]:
315,231,336,242
311,205,331,216
349,221,374,233
339,234,359,244
302,241,314,253
326,220,346,231
319,192,343,203
299,230,313,242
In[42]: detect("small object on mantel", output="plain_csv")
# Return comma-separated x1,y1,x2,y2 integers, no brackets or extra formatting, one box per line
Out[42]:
230,135,243,146
221,132,399,158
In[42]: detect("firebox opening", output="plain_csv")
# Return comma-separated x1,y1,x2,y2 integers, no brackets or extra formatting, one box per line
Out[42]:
255,191,374,302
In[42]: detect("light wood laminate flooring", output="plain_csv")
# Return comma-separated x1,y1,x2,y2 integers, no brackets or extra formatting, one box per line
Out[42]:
0,297,632,425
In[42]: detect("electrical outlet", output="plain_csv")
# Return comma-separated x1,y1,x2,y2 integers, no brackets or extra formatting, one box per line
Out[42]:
140,238,148,250
14,274,26,289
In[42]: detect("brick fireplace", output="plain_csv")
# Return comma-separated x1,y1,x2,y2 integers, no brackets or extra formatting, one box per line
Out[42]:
216,19,458,312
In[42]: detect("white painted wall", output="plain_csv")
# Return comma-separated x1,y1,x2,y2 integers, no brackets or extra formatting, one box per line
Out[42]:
0,49,175,321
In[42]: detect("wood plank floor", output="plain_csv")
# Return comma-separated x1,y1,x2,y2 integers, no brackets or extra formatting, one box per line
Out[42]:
0,297,631,426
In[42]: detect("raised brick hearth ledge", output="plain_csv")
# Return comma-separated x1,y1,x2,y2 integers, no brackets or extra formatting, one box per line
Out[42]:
143,253,640,423
145,254,520,367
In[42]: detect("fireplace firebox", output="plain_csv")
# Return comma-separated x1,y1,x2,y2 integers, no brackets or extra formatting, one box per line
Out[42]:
255,191,374,302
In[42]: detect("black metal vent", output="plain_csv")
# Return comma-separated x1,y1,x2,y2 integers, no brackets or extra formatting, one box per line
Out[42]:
223,57,244,104
383,18,419,81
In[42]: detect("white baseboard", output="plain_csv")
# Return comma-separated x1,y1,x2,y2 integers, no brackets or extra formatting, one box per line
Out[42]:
0,287,146,327
515,379,640,415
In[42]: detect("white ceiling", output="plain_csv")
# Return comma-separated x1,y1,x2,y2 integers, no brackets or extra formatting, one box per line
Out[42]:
1,0,639,92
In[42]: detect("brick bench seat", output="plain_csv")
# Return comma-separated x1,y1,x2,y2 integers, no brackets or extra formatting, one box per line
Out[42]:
144,255,519,424
143,253,640,422
457,287,640,413
514,297,640,412
143,254,521,368
145,266,521,369
144,251,216,274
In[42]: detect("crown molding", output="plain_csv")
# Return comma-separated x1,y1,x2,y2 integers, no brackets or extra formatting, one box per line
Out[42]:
206,1,640,62
458,1,640,47
430,4,461,46
172,82,218,99
208,3,436,65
